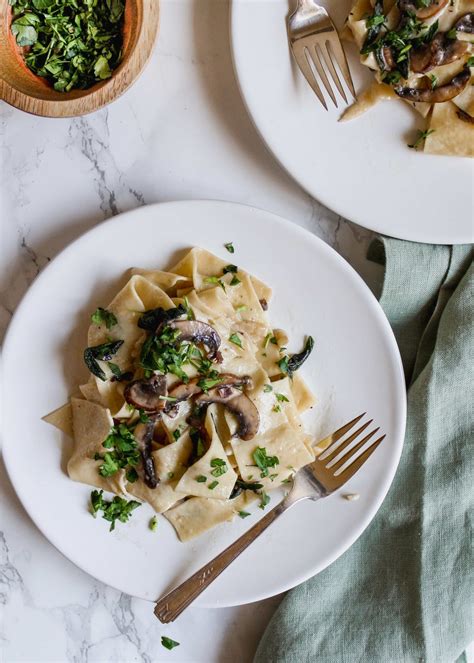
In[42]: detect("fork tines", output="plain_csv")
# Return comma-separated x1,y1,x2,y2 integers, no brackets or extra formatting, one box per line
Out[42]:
317,413,386,479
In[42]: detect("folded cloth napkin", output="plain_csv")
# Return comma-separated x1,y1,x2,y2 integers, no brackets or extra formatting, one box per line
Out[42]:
255,238,473,663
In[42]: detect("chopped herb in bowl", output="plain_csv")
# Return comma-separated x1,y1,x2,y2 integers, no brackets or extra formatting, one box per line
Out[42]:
9,0,126,92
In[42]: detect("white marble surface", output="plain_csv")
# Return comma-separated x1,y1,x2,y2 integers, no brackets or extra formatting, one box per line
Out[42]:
0,1,381,661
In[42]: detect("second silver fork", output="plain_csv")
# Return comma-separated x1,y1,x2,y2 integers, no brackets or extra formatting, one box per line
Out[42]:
288,0,356,109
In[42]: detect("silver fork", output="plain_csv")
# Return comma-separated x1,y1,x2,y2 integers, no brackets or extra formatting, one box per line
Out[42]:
288,0,355,110
154,413,385,623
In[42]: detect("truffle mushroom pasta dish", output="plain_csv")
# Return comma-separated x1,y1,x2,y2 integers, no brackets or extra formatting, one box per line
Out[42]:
45,248,319,542
343,0,474,156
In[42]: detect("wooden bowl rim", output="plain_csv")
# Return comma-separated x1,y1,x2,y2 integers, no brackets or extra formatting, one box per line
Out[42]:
0,0,159,118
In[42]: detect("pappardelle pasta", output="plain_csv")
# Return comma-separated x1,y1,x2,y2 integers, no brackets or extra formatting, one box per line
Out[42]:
342,0,474,156
45,248,318,541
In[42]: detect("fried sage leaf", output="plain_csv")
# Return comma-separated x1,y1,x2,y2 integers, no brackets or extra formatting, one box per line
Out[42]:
84,340,124,381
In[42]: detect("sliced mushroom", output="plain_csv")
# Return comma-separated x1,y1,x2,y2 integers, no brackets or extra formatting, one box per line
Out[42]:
457,109,474,125
395,66,471,103
165,373,253,417
411,33,468,74
195,385,260,441
124,375,167,412
454,13,474,34
134,418,159,489
166,320,221,360
376,45,397,72
399,0,449,19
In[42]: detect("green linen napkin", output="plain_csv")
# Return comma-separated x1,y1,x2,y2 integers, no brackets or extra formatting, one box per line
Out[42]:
255,238,473,663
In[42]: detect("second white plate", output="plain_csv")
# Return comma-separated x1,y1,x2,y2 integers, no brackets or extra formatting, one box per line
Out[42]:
2,201,406,606
231,0,474,245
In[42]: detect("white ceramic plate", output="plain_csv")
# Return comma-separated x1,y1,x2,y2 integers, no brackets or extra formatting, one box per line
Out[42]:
230,1,474,245
2,201,406,606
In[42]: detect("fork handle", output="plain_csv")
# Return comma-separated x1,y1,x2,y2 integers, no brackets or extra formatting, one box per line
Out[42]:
154,498,294,623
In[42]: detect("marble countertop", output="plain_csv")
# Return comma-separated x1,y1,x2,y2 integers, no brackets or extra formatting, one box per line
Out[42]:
0,1,379,661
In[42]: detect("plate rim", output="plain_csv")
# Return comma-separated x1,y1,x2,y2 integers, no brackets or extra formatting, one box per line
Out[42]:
229,0,474,246
1,199,407,606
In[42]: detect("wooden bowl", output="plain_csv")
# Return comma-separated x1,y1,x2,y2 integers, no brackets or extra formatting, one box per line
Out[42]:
0,0,159,117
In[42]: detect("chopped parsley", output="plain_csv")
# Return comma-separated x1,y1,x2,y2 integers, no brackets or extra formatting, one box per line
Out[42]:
210,458,228,477
263,384,273,393
229,332,243,348
90,490,141,532
224,242,235,254
208,480,219,490
259,491,270,510
275,393,289,403
10,0,125,92
408,129,435,150
197,374,224,392
149,516,158,532
238,511,251,518
196,475,207,483
229,275,241,286
263,333,277,349
272,404,281,413
223,264,238,274
467,56,474,68
91,307,117,329
204,276,226,291
95,424,140,478
161,636,180,650
172,428,182,441
253,447,279,478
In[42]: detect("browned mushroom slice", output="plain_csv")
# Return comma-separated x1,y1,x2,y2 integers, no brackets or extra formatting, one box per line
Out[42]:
454,13,474,34
167,320,221,360
168,373,252,403
134,418,159,489
411,33,468,74
399,0,449,19
395,66,471,103
124,375,167,412
195,385,259,441
457,109,474,125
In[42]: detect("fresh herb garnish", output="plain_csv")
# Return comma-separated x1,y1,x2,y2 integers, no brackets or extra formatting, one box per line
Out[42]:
10,0,125,92
167,472,175,480
224,242,235,254
467,56,474,67
277,336,314,377
259,491,270,510
96,423,140,478
210,458,228,477
263,333,277,349
253,447,279,478
196,475,207,483
90,490,141,532
408,129,435,149
172,428,182,441
84,340,124,381
275,393,289,403
230,478,264,498
272,404,281,413
149,516,158,532
229,275,241,286
223,264,238,274
429,74,438,89
204,276,226,291
137,304,187,331
161,636,180,650
91,307,117,329
235,305,247,313
238,511,251,518
208,480,219,490
229,332,243,348
263,384,273,393
197,374,224,392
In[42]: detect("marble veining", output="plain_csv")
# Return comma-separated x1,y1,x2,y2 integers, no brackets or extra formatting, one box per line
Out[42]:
0,1,382,661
